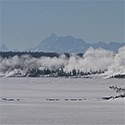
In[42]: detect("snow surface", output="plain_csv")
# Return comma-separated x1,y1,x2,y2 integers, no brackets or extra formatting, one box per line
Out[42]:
0,77,125,125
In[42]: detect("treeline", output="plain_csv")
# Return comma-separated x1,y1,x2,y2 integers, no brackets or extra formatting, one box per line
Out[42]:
25,68,105,77
0,51,61,58
0,51,83,58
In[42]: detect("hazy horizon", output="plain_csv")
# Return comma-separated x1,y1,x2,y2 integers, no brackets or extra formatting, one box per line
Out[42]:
0,0,125,49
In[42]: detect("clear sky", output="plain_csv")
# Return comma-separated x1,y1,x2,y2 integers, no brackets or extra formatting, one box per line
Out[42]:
0,0,125,50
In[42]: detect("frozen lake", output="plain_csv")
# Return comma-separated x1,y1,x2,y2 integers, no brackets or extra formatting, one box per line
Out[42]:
0,77,125,125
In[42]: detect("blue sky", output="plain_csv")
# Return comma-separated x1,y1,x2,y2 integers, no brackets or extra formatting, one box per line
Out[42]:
0,0,125,49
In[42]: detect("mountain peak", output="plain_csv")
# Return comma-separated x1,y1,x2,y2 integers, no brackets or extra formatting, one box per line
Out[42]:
49,33,58,38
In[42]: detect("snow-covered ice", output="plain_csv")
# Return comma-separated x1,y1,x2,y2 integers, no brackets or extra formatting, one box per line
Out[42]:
0,77,125,125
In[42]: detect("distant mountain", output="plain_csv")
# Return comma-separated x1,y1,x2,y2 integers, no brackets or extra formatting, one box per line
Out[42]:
0,44,9,52
91,41,125,52
32,33,89,53
106,42,125,52
1,34,125,53
30,33,125,53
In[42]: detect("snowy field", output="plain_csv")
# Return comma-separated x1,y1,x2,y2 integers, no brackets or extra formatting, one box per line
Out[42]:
0,77,125,125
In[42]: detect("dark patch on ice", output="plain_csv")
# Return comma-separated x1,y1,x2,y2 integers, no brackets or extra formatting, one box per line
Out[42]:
102,96,114,100
102,95,125,100
46,98,83,102
64,99,69,101
111,74,125,79
46,98,60,101
70,99,77,101
78,99,82,101
70,98,83,101
1,98,20,101
115,95,125,98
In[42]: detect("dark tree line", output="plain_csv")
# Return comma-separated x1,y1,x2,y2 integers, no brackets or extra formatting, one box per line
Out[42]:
0,51,60,58
0,51,83,58
25,68,105,77
0,51,84,58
